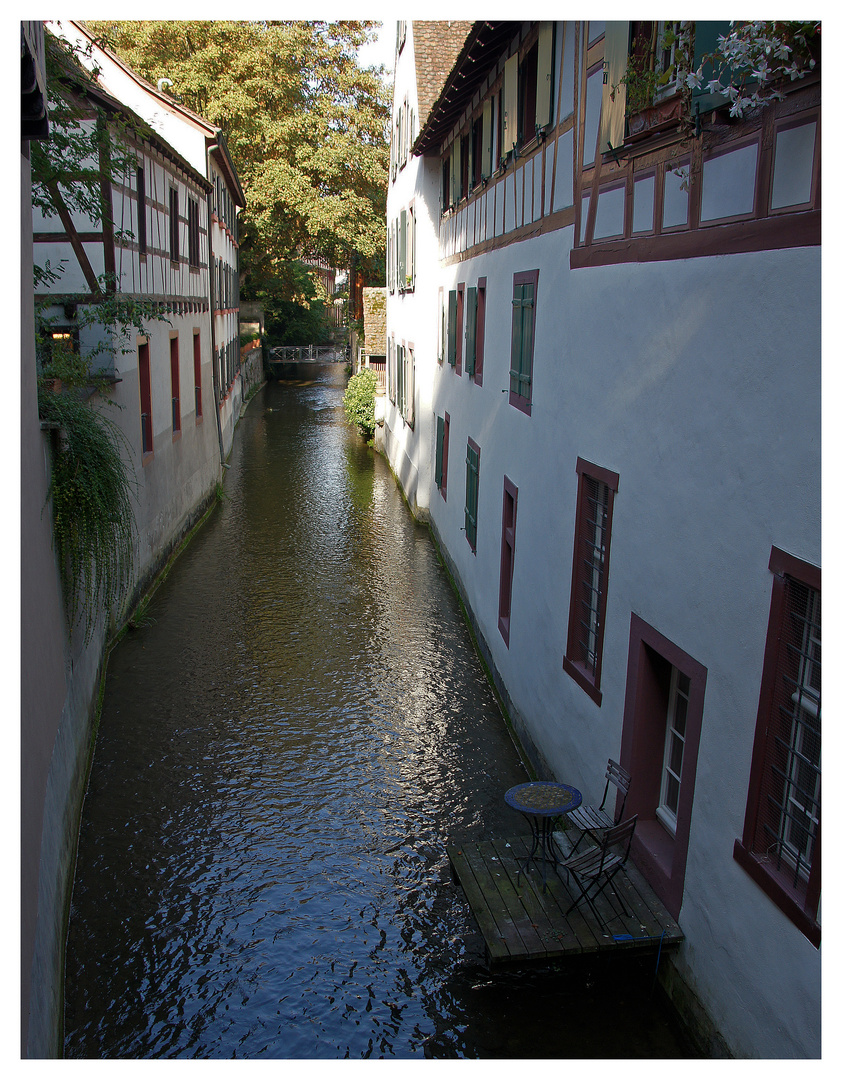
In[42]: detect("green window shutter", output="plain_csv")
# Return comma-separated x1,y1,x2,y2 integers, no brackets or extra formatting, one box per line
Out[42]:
510,283,534,398
439,291,445,363
452,139,461,203
600,22,630,154
448,289,457,366
397,345,403,416
481,100,493,178
503,54,518,154
465,443,480,549
407,206,415,288
510,284,524,395
435,415,445,487
520,283,534,396
399,210,407,291
466,286,478,376
693,21,740,116
407,348,415,428
536,22,555,130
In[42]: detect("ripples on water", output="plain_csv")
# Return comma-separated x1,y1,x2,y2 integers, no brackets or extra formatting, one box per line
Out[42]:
63,368,691,1058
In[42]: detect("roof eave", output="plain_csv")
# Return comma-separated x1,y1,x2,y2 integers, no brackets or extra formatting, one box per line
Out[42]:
207,130,246,208
413,21,516,155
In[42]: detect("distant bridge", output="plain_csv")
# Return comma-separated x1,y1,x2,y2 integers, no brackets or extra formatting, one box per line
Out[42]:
269,345,347,363
267,344,348,380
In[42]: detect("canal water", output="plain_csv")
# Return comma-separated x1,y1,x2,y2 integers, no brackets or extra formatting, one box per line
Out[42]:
64,365,693,1058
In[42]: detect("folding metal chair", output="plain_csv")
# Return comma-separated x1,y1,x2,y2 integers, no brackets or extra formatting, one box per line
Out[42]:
567,758,631,854
560,814,638,928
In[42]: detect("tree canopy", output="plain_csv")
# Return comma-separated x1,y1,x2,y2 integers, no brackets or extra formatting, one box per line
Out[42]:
85,20,391,304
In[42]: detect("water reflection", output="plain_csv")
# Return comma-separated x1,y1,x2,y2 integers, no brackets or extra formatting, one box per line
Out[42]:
63,366,691,1058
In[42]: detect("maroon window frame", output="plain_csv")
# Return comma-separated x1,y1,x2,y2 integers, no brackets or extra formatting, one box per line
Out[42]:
498,476,518,646
733,547,821,948
619,614,707,919
563,457,619,705
456,282,465,376
138,340,153,458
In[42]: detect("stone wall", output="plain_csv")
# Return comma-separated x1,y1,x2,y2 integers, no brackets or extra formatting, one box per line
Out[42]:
362,287,387,358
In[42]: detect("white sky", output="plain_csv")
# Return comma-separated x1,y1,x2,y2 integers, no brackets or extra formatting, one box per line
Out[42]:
357,20,396,76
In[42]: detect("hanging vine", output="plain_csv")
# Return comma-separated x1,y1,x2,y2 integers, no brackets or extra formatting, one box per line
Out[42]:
38,383,137,643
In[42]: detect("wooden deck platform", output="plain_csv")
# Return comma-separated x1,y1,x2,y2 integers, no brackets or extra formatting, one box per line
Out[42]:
447,830,683,970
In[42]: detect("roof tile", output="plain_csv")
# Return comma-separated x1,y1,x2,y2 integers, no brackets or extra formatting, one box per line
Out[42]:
411,21,474,130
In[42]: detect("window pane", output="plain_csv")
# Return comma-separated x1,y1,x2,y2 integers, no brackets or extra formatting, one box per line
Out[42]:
771,122,816,209
663,166,688,228
669,733,685,778
632,173,655,233
665,773,680,815
673,692,688,737
594,184,625,240
700,143,758,222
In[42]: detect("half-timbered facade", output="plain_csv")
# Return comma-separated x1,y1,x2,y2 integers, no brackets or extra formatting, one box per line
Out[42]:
49,19,249,457
32,69,221,572
385,20,820,1058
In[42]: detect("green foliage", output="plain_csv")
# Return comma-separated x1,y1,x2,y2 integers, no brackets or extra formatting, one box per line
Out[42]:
38,386,137,643
85,20,392,299
614,23,684,114
343,368,377,440
257,261,333,345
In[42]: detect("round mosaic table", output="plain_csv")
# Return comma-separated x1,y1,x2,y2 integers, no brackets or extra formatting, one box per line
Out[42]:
504,781,583,891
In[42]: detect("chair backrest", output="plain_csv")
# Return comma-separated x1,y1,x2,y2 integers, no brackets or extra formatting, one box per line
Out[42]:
602,814,637,865
600,758,631,821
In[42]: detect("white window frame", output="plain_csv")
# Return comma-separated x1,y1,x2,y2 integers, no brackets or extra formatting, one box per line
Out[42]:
656,666,691,837
653,20,688,101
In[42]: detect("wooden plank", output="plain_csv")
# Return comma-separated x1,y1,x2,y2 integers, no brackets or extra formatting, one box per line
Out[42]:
456,840,531,962
464,841,547,961
487,836,568,960
504,835,603,955
447,844,513,964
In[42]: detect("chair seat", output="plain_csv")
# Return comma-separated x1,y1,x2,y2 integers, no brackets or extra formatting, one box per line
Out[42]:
561,845,623,880
567,804,613,834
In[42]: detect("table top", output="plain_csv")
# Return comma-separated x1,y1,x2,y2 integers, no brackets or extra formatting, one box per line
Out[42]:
504,781,582,817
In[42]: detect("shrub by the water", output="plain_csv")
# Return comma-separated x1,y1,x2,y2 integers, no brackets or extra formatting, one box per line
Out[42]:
343,368,377,440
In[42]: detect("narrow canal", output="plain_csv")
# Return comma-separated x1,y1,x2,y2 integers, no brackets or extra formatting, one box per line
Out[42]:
64,365,692,1059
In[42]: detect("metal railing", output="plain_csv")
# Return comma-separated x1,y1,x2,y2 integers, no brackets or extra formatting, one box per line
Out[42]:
368,359,387,391
269,345,348,363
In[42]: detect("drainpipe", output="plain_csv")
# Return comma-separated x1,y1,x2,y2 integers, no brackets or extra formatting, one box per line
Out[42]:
206,143,226,469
